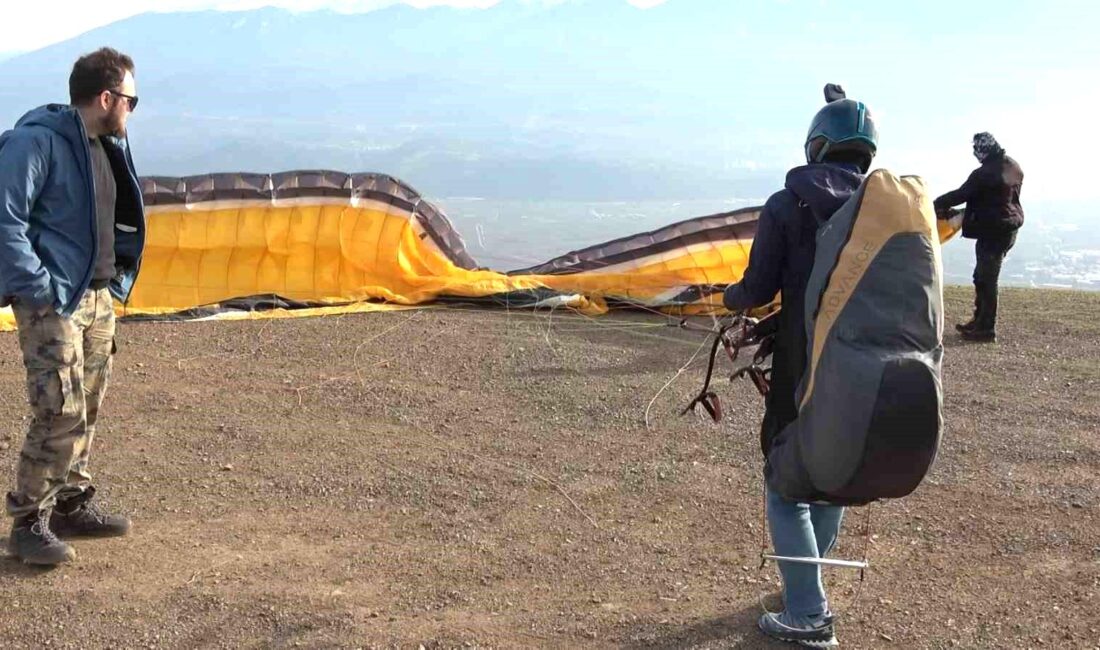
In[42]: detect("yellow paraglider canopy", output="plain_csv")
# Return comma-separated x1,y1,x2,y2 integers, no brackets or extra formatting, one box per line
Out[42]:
0,170,959,332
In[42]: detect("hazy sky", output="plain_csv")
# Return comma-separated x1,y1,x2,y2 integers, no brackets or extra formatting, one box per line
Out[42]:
1,0,664,52
4,0,1097,202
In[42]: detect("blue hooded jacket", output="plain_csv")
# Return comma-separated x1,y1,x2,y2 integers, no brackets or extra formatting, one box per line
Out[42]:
724,162,864,455
0,104,146,317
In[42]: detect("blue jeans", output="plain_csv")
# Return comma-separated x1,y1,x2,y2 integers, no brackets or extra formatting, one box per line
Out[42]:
766,487,845,617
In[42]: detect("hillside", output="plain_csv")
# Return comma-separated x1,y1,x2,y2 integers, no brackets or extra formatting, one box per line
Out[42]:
0,286,1097,648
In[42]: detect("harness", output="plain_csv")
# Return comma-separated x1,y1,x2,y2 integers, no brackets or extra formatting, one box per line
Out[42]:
682,310,778,422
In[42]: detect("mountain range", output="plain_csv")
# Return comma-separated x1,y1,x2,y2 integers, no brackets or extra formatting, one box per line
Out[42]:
0,1,868,199
0,0,1063,201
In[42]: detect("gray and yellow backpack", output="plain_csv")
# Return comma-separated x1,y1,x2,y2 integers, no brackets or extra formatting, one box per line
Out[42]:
766,170,945,506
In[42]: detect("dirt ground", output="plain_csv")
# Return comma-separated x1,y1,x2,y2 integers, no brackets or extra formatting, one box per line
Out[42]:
0,287,1098,649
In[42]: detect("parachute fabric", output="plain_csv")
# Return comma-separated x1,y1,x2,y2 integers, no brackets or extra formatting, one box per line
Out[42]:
1,170,960,332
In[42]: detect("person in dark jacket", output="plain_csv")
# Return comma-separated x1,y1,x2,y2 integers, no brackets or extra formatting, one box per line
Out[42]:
934,132,1024,342
0,48,146,565
724,85,876,648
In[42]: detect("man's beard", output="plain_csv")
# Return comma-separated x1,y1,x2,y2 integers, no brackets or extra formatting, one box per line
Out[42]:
100,108,127,138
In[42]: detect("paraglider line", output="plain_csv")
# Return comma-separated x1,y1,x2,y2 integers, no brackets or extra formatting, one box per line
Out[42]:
411,425,600,530
175,320,276,370
288,310,425,406
644,333,713,431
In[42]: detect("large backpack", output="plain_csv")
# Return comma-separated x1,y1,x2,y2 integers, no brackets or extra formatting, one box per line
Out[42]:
766,169,944,506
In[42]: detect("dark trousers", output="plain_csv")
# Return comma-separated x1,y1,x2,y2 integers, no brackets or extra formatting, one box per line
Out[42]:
972,233,1016,331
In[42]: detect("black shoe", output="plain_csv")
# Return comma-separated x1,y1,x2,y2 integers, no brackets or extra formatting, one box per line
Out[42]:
51,487,131,539
8,509,76,566
955,319,977,333
960,329,996,343
758,611,838,648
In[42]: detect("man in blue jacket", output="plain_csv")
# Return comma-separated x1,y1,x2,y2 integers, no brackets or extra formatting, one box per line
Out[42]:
934,132,1024,343
724,85,876,647
0,47,146,565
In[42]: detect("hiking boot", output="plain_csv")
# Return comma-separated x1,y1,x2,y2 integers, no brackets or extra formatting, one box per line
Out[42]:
8,509,76,566
955,319,977,333
50,487,131,539
960,328,996,343
758,611,838,648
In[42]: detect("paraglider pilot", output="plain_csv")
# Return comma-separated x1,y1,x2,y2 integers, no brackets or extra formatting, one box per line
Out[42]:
934,132,1024,343
723,84,878,647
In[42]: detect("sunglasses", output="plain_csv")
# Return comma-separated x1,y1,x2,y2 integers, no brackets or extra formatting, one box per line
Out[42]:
107,89,139,111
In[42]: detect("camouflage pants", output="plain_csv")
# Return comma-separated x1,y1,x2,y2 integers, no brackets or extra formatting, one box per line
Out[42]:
6,288,115,517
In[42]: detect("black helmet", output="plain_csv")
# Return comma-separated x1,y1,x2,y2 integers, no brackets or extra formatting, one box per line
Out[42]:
804,84,878,171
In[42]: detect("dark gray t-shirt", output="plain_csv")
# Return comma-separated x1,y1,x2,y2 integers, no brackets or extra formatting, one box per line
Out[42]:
88,137,117,282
